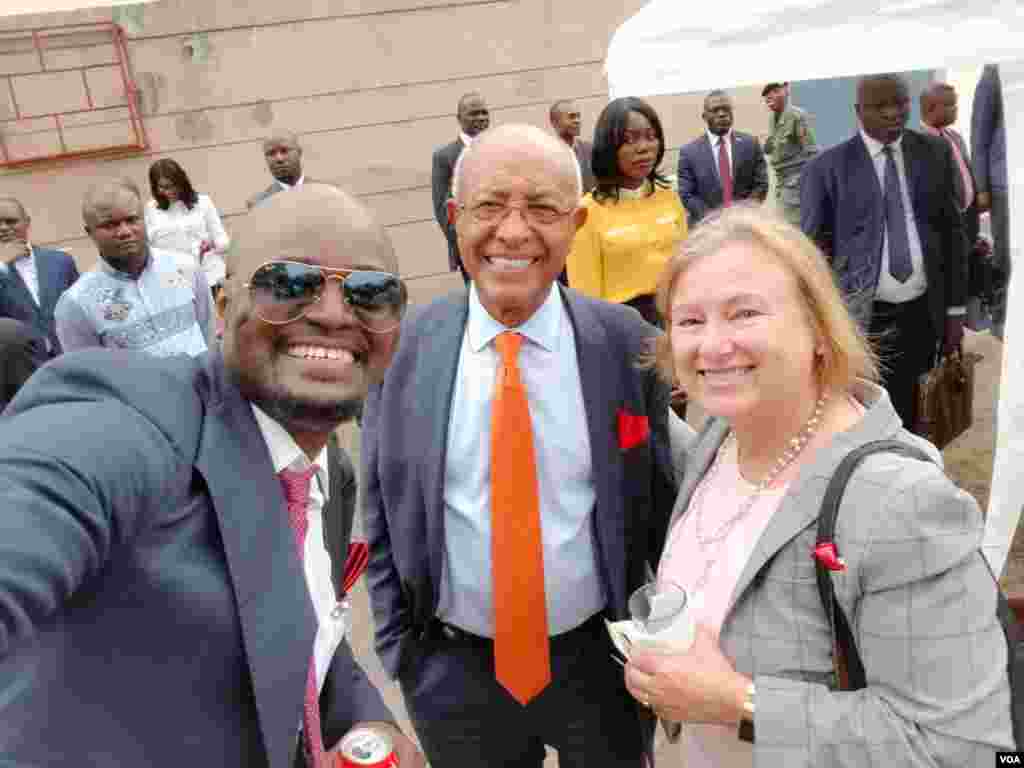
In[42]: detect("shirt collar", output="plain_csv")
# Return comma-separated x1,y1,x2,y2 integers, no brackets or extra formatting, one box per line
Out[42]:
250,403,330,498
97,247,152,281
0,244,32,272
276,175,305,191
466,280,561,355
459,132,474,147
859,125,903,158
617,180,652,200
919,120,942,137
707,129,732,146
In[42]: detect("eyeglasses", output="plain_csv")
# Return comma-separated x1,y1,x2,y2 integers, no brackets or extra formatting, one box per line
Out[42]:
244,260,407,333
458,200,575,228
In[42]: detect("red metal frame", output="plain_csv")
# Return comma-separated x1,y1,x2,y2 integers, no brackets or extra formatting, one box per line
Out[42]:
0,21,148,169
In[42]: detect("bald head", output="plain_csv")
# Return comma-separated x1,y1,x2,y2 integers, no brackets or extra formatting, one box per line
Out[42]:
227,183,397,286
0,197,27,221
920,82,957,128
82,178,142,227
263,132,303,185
453,124,581,203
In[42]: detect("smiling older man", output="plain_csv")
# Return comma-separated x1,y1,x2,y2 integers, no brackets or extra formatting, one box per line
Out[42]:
363,124,677,767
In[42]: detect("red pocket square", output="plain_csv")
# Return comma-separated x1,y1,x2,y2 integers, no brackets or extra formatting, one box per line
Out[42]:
617,409,650,451
341,541,370,594
813,541,847,572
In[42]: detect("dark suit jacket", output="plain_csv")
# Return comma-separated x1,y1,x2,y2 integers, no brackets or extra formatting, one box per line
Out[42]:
361,286,676,681
677,131,769,223
431,139,465,272
0,349,393,767
0,318,47,412
800,129,968,339
574,138,597,195
0,247,78,356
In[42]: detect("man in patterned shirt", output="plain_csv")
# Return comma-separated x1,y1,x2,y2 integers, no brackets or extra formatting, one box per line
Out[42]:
55,178,215,357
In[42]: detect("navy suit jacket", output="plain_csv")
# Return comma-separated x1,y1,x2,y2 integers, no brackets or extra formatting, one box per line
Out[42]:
431,139,465,272
800,129,968,338
0,349,393,767
677,131,769,223
361,286,676,681
0,247,78,356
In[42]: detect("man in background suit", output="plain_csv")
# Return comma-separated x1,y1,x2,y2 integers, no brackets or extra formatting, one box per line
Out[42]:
364,124,676,767
972,64,1010,340
801,73,967,428
0,196,79,357
0,184,424,767
247,132,308,210
550,98,596,195
920,82,988,328
678,90,769,224
431,92,490,284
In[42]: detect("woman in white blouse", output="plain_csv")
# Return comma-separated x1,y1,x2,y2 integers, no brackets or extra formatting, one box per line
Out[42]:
145,159,230,295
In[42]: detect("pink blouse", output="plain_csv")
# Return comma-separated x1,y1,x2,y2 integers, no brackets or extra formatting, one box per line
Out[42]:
658,436,789,768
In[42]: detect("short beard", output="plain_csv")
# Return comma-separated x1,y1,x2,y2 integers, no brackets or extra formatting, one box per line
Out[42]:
250,390,363,434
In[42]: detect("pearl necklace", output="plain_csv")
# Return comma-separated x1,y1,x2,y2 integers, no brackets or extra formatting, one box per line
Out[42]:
689,395,828,593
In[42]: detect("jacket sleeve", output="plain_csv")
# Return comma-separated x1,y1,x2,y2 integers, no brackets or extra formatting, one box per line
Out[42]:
201,195,231,253
750,138,770,200
320,637,397,748
800,155,834,259
937,139,969,311
361,382,414,680
753,460,1014,765
431,147,454,235
0,359,193,657
677,148,706,222
971,67,998,192
565,203,606,299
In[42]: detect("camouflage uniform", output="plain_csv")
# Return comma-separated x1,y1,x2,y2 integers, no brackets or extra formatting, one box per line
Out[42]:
764,104,817,227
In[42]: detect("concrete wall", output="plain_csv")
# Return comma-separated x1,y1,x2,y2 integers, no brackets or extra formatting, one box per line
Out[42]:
1,0,771,305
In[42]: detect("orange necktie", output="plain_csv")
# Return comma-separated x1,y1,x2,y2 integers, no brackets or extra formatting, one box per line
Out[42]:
492,331,551,705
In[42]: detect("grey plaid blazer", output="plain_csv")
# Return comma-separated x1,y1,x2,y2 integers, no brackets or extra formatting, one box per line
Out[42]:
663,380,1014,765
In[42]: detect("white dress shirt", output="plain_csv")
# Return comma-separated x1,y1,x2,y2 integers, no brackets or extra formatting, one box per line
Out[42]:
437,283,604,637
145,194,230,288
858,128,928,304
250,405,344,695
708,129,734,179
275,175,305,191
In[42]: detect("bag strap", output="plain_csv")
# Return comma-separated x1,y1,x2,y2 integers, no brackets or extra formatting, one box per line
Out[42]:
815,439,935,690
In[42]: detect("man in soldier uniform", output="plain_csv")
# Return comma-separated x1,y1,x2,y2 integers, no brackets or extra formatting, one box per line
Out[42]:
762,82,818,226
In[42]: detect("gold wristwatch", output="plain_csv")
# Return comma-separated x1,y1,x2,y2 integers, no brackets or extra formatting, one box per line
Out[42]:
738,682,755,743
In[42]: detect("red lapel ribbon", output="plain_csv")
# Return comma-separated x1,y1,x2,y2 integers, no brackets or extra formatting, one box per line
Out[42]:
617,409,650,451
813,541,847,572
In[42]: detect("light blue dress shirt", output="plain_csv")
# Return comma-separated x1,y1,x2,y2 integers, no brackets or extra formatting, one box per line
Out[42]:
436,283,605,637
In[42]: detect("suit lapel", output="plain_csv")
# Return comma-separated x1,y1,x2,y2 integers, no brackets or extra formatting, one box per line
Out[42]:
562,290,627,611
730,134,741,180
33,250,58,317
0,262,39,319
421,295,469,611
195,354,315,768
722,384,905,619
900,132,926,224
700,136,722,195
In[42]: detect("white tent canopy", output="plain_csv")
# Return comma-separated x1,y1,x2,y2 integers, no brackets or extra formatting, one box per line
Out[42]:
606,0,1024,576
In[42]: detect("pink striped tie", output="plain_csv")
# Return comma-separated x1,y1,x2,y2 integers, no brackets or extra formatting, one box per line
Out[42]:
279,466,327,768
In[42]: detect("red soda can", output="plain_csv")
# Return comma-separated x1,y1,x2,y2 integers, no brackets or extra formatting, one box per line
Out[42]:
334,727,399,767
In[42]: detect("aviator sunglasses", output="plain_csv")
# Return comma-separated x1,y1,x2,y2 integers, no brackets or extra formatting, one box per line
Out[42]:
244,260,408,333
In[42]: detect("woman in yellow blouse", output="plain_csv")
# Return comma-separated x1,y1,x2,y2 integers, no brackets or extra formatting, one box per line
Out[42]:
567,97,688,326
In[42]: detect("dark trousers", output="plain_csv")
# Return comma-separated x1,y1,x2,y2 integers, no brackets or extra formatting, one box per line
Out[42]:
399,613,650,768
869,294,937,429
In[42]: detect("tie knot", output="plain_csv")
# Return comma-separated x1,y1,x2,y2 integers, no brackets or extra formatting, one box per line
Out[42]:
279,465,316,509
495,331,523,366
